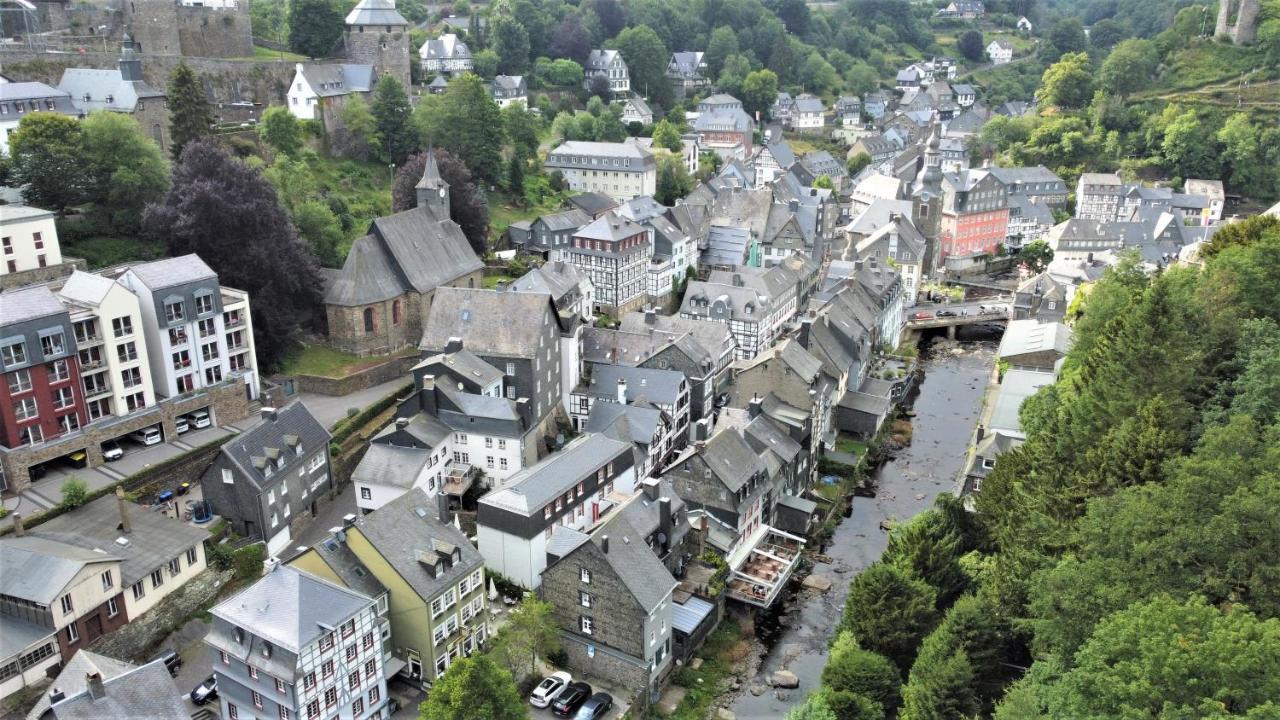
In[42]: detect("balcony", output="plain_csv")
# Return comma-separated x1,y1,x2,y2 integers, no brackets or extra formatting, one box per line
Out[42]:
172,359,192,372
224,314,245,329
724,526,806,608
441,463,475,498
75,333,104,348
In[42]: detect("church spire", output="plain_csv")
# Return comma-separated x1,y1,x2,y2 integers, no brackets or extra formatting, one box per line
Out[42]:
415,148,450,218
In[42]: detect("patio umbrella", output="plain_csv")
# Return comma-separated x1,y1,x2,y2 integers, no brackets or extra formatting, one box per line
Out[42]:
489,578,499,601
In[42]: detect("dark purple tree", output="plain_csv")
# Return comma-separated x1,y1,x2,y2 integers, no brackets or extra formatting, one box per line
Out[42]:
391,148,490,256
593,0,626,38
549,15,592,63
143,140,323,370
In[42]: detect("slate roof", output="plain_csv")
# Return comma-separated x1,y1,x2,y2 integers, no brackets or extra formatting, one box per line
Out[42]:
420,287,555,357
296,64,376,98
668,51,706,79
582,327,674,365
536,208,593,232
0,82,78,117
700,225,751,267
0,537,120,605
583,363,685,406
998,320,1072,359
58,68,163,113
346,0,408,25
764,142,796,169
0,615,54,664
125,254,216,291
302,533,388,601
793,94,824,113
576,212,647,243
219,401,330,492
31,494,210,588
585,513,675,612
492,74,524,92
708,264,799,304
25,650,136,720
680,281,769,321
352,443,432,489
586,49,624,71
417,348,504,389
353,488,481,602
742,414,802,463
586,400,662,446
57,271,116,308
550,140,651,160
699,426,765,492
2,284,67,326
420,33,468,59
567,192,619,216
481,434,631,514
49,659,186,720
693,108,754,134
620,479,687,541
212,565,374,654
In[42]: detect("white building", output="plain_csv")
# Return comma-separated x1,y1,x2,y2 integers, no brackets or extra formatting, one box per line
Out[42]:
58,271,158,422
545,141,657,201
1075,173,1125,222
119,255,259,402
1,206,62,276
986,38,1014,65
566,212,653,315
584,49,630,94
353,415,457,513
0,83,80,156
791,94,825,131
420,33,473,76
285,63,377,121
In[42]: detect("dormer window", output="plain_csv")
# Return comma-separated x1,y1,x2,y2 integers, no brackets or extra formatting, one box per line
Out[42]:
294,443,303,457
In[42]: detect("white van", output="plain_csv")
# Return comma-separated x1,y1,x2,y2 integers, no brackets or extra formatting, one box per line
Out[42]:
189,409,212,429
130,426,163,446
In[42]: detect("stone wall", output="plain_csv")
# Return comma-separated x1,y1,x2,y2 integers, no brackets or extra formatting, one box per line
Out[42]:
273,353,417,398
0,258,86,292
88,568,233,663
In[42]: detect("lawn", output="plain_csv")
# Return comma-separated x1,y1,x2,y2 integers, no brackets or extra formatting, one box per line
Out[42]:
60,234,164,269
487,188,568,245
281,344,411,378
301,154,394,258
483,274,515,289
236,45,309,61
835,437,869,456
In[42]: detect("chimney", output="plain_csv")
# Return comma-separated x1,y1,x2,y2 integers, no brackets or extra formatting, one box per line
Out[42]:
698,516,708,557
732,273,743,287
748,393,763,419
11,512,24,537
617,378,627,404
396,417,410,429
48,687,65,705
115,487,131,534
444,337,464,353
642,478,660,501
554,260,565,272
261,407,278,423
86,673,105,701
659,497,672,541
601,535,609,554
693,418,710,442
976,424,985,442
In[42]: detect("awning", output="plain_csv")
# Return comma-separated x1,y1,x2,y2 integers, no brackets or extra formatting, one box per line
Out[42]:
671,596,714,635
384,656,407,680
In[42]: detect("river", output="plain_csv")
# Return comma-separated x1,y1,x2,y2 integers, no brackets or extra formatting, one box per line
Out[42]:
728,334,997,719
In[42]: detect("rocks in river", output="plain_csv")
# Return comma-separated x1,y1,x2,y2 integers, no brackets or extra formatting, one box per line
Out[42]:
802,575,833,592
750,684,766,697
915,493,926,500
717,709,737,720
771,670,801,688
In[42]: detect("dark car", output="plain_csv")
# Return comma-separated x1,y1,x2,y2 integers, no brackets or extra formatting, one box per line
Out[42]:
574,692,614,720
151,649,182,677
190,676,218,705
936,309,958,318
552,682,593,717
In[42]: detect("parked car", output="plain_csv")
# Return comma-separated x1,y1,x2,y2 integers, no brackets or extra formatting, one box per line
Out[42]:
129,426,162,446
552,682,593,717
531,671,573,708
102,439,124,462
175,417,191,434
151,649,182,677
190,676,218,705
67,450,87,468
574,692,614,720
912,311,934,320
936,309,958,318
189,409,211,429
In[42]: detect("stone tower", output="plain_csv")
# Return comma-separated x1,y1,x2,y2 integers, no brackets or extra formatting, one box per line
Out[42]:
344,0,412,89
1216,0,1261,45
912,120,944,277
416,150,451,220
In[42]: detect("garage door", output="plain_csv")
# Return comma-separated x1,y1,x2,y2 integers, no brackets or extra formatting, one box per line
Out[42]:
266,526,292,558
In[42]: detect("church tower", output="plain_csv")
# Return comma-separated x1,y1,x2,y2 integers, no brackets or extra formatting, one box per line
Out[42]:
416,150,450,220
913,120,944,276
344,0,412,89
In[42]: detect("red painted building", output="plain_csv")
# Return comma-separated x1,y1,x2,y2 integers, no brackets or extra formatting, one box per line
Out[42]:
940,169,1009,260
0,286,88,450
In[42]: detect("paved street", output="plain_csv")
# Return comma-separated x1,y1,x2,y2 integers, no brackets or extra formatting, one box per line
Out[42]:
288,375,412,429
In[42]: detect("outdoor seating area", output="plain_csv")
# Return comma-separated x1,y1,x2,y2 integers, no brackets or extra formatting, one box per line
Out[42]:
725,527,805,607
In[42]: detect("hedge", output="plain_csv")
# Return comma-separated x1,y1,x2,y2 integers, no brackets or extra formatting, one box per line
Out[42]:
329,382,413,446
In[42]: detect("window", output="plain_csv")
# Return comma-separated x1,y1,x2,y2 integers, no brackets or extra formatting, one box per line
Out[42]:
168,327,187,345
365,658,377,679
580,591,592,608
324,687,337,708
320,632,335,652
7,369,31,394
150,569,164,589
499,457,508,470
107,597,118,618
306,699,320,719
40,332,65,357
187,547,198,565
580,616,593,635
195,293,215,315
352,697,364,716
363,308,375,333
164,301,184,323
101,570,114,591
60,594,74,614
228,703,238,720
205,366,222,384
133,582,146,600
115,341,137,363
322,659,334,678
252,690,263,708
279,708,290,720
368,686,380,705
392,300,401,325
121,367,142,388
580,567,591,584
202,342,219,362
348,669,361,691
13,397,37,421
53,387,74,410
342,618,355,638
303,672,316,691
48,359,70,382
66,623,79,644
360,487,372,501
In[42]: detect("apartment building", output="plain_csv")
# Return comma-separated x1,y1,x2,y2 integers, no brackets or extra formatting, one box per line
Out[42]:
476,433,637,589
58,271,156,424
207,565,390,720
119,254,259,403
565,212,652,315
0,286,87,453
0,207,63,278
545,141,656,202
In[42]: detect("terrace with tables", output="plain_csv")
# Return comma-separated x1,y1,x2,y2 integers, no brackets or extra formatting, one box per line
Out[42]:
725,526,805,607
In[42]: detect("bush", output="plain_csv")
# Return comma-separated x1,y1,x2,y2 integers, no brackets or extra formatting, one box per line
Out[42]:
60,476,88,509
233,543,266,581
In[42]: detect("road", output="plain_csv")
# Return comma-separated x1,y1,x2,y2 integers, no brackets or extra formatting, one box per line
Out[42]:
904,298,1011,321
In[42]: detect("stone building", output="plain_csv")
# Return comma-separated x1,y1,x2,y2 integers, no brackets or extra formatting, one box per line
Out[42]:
57,35,169,151
324,154,485,356
344,0,412,89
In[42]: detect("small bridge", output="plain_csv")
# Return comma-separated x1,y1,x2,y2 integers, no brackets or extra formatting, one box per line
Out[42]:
902,296,1014,340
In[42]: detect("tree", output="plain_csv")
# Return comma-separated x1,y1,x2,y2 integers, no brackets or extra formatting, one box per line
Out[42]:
1202,214,1279,257
593,0,626,37
821,631,900,715
786,694,837,720
1004,596,1280,718
7,113,86,211
489,597,560,684
883,512,968,609
1088,18,1127,51
840,563,940,672
79,112,170,232
799,52,840,95
1161,109,1220,181
167,62,213,161
507,153,525,196
502,103,541,161
613,25,670,104
899,649,977,720
957,30,985,62
1035,52,1094,110
1017,239,1054,273
770,0,810,35
418,655,526,720
287,0,342,56
820,690,884,720
143,140,323,369
549,14,591,63
1041,17,1087,62
652,119,682,151
258,105,304,157
847,152,872,177
716,54,752,98
372,76,417,166
417,73,505,186
704,26,739,80
534,58,584,88
1098,39,1157,98
812,174,833,190
655,154,693,205
60,476,88,509
391,149,490,254
292,199,344,267
742,69,779,120
588,73,613,101
491,15,531,75
331,94,379,160
473,49,500,79
1217,113,1269,194
901,593,1011,718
